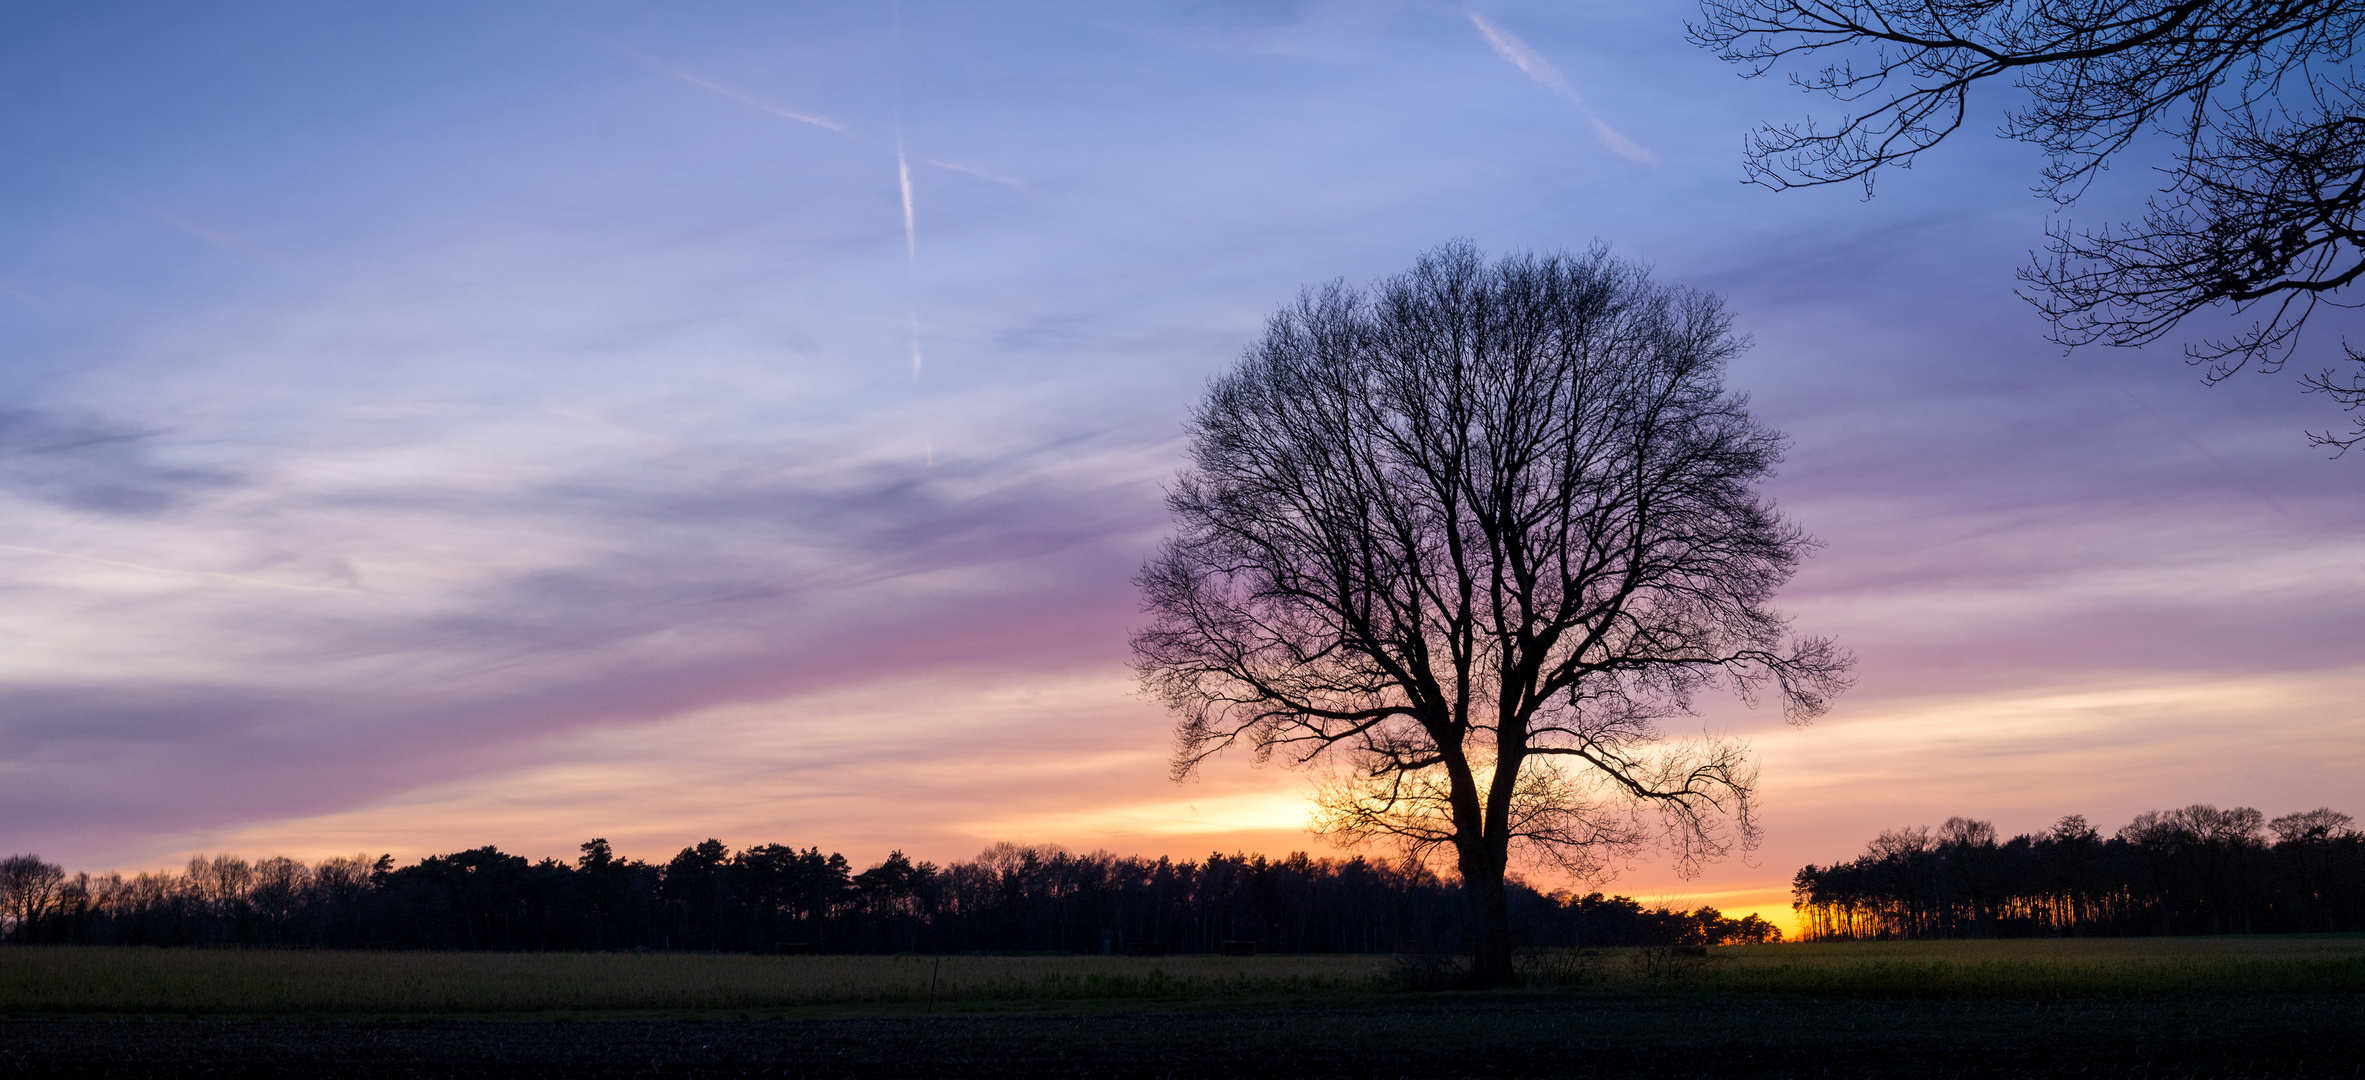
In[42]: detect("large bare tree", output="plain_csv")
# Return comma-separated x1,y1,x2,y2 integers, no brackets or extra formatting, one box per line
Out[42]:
1133,243,1851,987
1692,0,2365,452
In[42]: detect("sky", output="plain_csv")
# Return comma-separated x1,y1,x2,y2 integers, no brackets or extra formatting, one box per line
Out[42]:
3,1,2358,931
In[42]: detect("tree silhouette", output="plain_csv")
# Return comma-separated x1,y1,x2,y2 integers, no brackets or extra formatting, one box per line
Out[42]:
0,854,66,942
1133,242,1850,986
1691,0,2365,452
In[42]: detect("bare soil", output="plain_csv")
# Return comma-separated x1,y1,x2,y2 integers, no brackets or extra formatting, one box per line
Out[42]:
4,991,2360,1078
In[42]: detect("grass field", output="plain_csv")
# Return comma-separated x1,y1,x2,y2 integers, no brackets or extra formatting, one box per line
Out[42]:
4,939,2361,1077
3,935,2361,1018
0,950,1389,1017
1627,934,2365,998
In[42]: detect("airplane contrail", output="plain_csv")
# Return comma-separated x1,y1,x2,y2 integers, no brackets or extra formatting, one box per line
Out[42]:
898,130,922,377
616,46,845,132
1468,13,1656,166
1470,13,1571,94
897,140,918,261
924,159,1024,189
141,209,250,252
889,2,926,381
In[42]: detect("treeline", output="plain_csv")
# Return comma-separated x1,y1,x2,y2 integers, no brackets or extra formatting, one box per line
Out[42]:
0,841,1778,953
1794,805,2363,939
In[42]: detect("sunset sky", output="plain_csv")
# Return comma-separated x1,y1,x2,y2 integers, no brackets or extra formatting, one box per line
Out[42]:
4,1,2359,931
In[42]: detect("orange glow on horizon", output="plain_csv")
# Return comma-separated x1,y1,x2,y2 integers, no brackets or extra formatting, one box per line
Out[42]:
86,663,2360,955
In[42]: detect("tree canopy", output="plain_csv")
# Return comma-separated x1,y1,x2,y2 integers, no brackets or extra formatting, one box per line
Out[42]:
1134,242,1849,986
1692,0,2365,451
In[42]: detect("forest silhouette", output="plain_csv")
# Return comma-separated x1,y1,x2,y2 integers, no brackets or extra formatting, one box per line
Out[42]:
1793,806,2362,939
2,841,1774,954
2,802,2353,953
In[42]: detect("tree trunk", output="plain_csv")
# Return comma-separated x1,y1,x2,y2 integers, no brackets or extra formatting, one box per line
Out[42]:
1460,849,1518,988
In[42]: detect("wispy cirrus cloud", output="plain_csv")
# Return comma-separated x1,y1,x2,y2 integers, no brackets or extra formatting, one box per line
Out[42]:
0,412,1174,867
1468,13,1655,165
0,409,239,515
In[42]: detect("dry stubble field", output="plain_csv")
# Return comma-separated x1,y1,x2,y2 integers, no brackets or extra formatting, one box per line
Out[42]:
2,937,2361,1078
